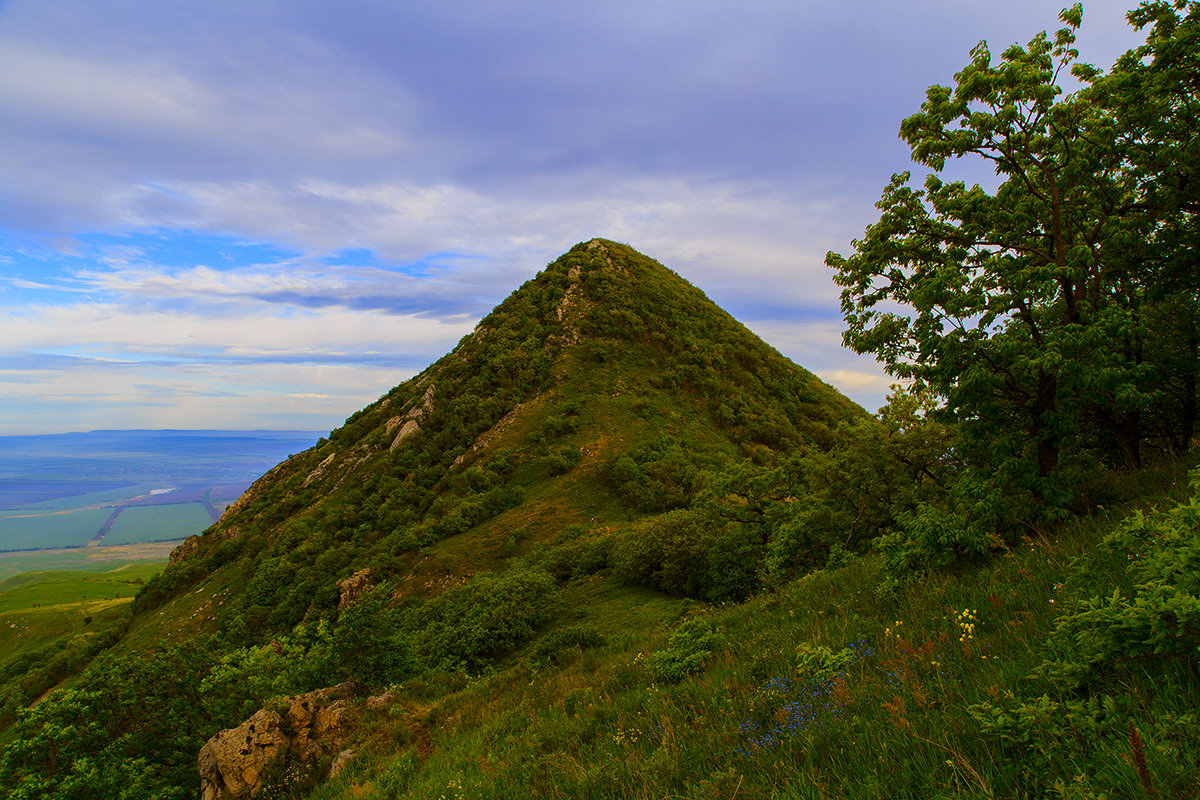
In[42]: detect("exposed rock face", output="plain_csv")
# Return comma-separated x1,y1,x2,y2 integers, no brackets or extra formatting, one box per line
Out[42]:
389,383,434,451
198,683,357,800
337,568,373,609
329,749,355,778
170,534,201,564
302,452,337,489
198,708,287,800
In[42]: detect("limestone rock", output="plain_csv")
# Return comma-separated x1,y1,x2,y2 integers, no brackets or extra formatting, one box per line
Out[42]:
337,568,373,609
198,708,287,800
329,749,355,779
389,419,420,451
170,534,201,564
302,452,337,489
198,683,357,800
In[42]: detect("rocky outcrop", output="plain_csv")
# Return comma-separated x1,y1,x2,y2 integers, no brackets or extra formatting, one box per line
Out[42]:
389,384,434,451
337,568,373,609
198,683,357,800
170,534,201,564
302,452,337,489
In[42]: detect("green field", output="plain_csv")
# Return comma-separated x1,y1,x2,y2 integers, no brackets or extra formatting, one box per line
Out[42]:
102,503,214,545
0,562,165,669
0,541,179,580
0,508,113,551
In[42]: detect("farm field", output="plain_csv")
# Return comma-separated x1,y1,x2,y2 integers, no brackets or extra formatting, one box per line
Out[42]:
0,542,179,580
0,429,321,559
21,482,165,511
102,503,215,545
0,508,116,552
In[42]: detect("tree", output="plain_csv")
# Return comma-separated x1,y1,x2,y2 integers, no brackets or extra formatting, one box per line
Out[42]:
826,3,1198,517
1094,1,1200,452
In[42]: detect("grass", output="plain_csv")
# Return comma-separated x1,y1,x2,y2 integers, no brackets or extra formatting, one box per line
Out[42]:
0,562,164,669
293,466,1199,800
0,541,180,579
0,507,115,551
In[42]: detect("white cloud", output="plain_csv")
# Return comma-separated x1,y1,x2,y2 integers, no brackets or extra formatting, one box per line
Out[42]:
0,303,474,359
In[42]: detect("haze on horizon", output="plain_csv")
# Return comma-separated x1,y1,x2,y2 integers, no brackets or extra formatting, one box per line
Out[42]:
0,0,1147,436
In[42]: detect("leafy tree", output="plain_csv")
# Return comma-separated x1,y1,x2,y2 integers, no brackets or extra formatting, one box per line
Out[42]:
827,3,1199,521
1094,0,1200,452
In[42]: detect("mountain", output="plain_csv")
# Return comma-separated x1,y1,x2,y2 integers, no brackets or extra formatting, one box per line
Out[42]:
0,239,869,799
149,238,863,627
3,239,1197,800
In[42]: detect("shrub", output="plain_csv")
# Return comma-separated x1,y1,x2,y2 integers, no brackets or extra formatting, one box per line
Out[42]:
1041,469,1200,690
649,617,719,683
409,568,559,671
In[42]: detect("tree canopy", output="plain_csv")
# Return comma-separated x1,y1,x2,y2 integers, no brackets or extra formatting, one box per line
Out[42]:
827,2,1199,521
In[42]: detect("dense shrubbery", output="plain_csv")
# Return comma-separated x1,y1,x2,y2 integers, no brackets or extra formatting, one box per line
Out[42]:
964,469,1200,796
610,439,709,513
649,616,720,683
612,509,761,603
406,568,559,672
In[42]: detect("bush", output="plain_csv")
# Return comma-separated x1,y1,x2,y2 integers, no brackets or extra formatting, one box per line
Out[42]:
1041,469,1200,690
612,509,757,602
649,617,719,683
612,509,712,598
409,568,559,671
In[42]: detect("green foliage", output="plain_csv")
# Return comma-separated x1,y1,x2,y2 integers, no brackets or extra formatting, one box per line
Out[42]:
408,568,559,672
0,640,222,800
827,1,1200,518
794,642,856,680
1041,468,1200,690
962,467,1200,797
515,528,612,583
612,509,758,603
649,616,719,683
539,444,581,476
609,438,708,513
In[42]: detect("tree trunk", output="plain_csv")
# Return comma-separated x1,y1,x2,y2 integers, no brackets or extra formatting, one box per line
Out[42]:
1035,372,1059,478
1114,410,1143,470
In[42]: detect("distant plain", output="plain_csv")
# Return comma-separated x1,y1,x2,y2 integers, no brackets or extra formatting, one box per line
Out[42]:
0,430,322,672
0,429,322,569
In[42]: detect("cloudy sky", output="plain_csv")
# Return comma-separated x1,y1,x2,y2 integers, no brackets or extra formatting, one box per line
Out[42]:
0,0,1148,434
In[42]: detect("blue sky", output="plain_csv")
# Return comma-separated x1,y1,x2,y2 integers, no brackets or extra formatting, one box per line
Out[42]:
0,0,1148,434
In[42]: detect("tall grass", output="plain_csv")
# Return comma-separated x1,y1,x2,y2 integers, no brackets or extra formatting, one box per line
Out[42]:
291,464,1200,800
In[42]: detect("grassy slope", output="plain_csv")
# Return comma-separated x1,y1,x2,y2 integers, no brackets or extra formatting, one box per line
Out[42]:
0,562,163,669
297,465,1199,800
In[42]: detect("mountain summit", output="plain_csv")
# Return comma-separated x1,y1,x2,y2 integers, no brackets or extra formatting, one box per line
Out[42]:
158,238,863,627
6,239,872,799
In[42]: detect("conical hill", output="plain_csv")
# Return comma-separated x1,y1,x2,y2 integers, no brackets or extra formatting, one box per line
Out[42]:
144,239,864,634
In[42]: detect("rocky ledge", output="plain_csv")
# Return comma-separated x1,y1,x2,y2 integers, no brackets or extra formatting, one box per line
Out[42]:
198,682,358,800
